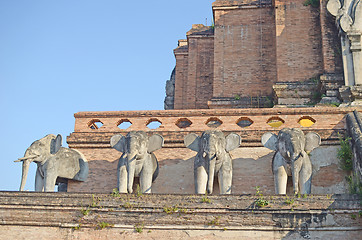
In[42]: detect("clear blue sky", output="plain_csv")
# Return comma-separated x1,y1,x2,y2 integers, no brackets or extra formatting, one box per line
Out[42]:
0,0,214,191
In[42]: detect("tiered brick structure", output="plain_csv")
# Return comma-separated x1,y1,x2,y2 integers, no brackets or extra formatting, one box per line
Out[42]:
170,0,343,109
66,107,356,194
3,1,362,239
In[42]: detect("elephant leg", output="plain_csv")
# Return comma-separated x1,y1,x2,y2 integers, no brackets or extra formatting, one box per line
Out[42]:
118,159,127,193
274,166,288,194
44,173,57,192
207,159,216,194
140,168,153,194
219,165,232,194
299,161,312,194
127,159,136,194
35,168,44,192
195,166,207,194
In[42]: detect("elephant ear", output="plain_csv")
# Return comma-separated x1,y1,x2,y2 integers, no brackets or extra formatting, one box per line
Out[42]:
326,0,341,17
261,132,278,151
304,132,321,152
50,134,62,154
110,134,126,152
148,134,164,153
184,133,200,152
225,133,241,152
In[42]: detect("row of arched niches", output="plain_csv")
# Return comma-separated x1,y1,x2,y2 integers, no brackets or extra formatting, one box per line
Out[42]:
87,116,317,130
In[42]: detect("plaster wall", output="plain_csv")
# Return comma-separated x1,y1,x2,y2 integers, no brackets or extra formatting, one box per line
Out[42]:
67,145,348,195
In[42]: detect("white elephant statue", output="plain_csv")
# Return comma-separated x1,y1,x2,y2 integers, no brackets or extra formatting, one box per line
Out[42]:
110,131,164,194
184,130,241,195
15,134,89,192
261,128,321,195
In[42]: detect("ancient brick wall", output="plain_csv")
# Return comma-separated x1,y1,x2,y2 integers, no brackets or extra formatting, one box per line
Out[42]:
212,1,277,102
66,107,359,194
173,25,214,109
319,0,343,74
173,44,188,109
0,192,361,240
274,0,324,83
171,0,343,109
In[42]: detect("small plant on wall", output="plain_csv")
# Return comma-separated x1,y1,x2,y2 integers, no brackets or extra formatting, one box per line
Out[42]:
303,0,319,8
337,135,353,171
255,186,269,208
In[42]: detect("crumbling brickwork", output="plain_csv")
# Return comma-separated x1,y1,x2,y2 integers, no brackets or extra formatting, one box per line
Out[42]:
171,0,343,109
0,192,361,240
174,25,214,109
274,0,323,83
212,2,277,102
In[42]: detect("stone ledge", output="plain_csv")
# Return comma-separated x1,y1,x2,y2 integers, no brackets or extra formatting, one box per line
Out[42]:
0,192,360,230
73,107,361,118
212,0,272,9
1,192,360,239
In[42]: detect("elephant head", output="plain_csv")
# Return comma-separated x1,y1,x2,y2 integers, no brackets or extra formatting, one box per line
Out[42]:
184,130,241,194
15,134,88,192
262,128,321,194
15,134,61,191
111,131,164,194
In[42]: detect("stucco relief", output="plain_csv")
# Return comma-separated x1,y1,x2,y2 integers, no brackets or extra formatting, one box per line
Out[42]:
327,0,361,88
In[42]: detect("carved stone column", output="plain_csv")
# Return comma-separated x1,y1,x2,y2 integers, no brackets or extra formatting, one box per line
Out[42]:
348,31,362,85
327,0,362,106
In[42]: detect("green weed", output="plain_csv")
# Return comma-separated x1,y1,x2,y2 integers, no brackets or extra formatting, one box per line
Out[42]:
122,201,133,209
346,174,362,197
91,194,100,208
72,224,82,230
163,205,179,214
285,196,295,205
201,194,211,203
136,184,143,197
81,207,90,216
303,0,319,7
98,221,113,230
207,216,221,226
135,223,144,233
255,186,269,208
111,188,120,197
337,136,353,171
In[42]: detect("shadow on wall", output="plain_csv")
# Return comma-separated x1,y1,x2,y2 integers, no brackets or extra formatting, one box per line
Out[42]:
68,159,118,193
67,146,349,195
153,151,276,195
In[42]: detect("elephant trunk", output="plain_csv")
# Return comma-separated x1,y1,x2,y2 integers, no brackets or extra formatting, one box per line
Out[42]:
206,152,216,194
19,159,31,191
291,153,301,194
15,150,38,191
127,152,137,193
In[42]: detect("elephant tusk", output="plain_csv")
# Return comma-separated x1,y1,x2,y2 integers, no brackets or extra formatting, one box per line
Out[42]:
14,155,39,162
203,152,207,158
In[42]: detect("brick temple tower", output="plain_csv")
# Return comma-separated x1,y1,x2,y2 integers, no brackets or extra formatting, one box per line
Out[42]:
165,0,343,109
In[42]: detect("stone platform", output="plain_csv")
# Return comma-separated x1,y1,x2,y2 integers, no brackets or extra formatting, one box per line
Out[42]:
0,192,360,240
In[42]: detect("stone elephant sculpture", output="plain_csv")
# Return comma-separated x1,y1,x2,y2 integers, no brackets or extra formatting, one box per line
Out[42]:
261,128,321,195
15,134,89,192
184,130,241,195
110,131,164,194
